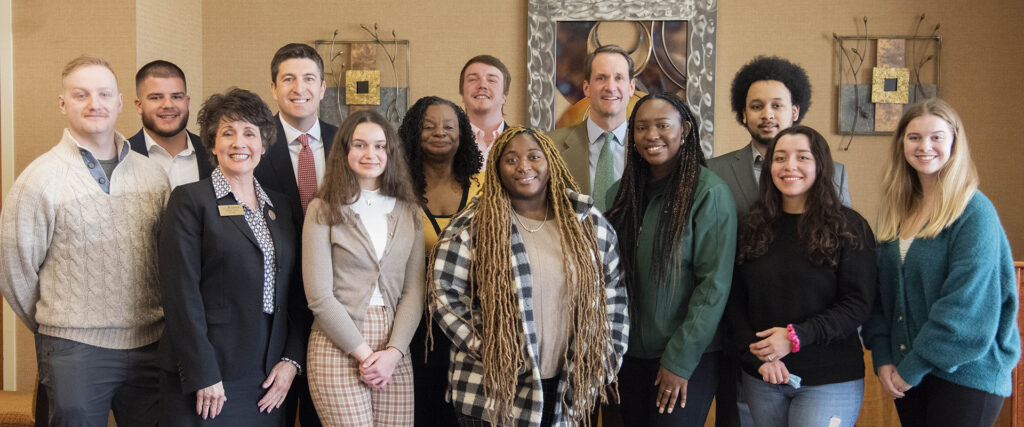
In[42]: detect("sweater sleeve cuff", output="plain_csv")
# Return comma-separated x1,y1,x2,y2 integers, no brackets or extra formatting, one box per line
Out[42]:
866,337,894,371
896,353,931,387
661,346,699,380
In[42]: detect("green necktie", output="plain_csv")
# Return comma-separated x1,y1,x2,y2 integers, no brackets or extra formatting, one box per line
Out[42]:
593,131,615,211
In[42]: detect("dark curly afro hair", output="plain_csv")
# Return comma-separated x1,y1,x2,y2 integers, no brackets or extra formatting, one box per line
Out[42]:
729,56,811,125
398,96,483,204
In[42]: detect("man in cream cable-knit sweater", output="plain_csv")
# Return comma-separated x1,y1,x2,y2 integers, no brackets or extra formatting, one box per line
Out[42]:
0,56,169,426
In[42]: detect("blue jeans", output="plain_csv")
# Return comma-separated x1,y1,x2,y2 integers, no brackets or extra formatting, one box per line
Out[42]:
741,372,863,427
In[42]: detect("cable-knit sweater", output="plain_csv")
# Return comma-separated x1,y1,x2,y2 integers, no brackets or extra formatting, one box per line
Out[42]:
0,129,170,349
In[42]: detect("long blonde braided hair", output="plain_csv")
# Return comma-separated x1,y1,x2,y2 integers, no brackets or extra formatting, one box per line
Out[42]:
430,126,615,425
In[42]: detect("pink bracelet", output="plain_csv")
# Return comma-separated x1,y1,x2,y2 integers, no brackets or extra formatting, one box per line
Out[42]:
786,324,801,353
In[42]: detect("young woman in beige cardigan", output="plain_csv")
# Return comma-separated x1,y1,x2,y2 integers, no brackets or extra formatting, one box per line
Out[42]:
303,110,423,426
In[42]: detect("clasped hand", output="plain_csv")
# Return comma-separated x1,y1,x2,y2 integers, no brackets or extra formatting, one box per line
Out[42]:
353,344,402,389
749,327,792,363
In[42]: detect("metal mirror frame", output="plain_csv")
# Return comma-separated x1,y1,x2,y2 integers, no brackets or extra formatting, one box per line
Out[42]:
527,0,718,153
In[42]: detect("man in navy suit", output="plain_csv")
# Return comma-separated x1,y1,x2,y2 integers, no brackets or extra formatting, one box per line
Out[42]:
253,42,337,427
128,60,212,187
255,43,338,232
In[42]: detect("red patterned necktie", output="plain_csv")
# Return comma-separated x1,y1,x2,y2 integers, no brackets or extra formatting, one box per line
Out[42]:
297,133,316,214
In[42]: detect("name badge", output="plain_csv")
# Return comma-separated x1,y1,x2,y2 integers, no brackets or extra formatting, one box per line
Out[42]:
218,205,245,216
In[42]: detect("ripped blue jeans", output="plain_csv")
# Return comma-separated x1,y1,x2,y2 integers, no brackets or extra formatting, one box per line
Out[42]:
741,372,863,427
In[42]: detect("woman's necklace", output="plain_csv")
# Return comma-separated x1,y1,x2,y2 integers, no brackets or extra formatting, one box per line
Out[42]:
511,202,549,233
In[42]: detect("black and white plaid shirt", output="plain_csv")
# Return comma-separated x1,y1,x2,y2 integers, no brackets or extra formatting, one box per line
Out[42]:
431,189,629,426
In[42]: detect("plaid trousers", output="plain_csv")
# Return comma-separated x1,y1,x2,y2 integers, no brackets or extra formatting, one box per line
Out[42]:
307,306,414,426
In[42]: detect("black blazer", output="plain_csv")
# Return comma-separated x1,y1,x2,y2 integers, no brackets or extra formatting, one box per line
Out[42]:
157,178,306,394
253,116,338,232
128,129,215,179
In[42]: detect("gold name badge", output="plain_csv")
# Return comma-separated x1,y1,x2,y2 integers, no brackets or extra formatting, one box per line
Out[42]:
218,205,245,216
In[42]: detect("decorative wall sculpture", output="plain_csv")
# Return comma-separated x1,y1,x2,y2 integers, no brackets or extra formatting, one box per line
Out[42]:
835,15,940,149
315,25,410,129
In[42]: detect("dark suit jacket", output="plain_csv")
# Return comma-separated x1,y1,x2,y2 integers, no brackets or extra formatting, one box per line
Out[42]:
548,121,592,194
128,129,214,180
254,116,338,232
707,142,851,217
157,179,306,394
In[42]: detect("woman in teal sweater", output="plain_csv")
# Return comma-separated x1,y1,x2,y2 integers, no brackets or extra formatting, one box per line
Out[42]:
863,98,1020,426
607,93,737,425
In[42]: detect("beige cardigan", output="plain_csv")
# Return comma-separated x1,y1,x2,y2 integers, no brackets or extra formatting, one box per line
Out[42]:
302,197,424,355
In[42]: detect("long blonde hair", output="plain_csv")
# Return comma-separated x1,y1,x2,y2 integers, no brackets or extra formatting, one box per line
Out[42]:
430,126,613,426
876,98,978,240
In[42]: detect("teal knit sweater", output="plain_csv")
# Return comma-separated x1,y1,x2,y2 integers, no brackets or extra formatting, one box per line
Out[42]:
863,191,1020,396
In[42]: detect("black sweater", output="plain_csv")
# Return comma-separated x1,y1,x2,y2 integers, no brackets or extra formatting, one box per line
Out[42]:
728,208,876,386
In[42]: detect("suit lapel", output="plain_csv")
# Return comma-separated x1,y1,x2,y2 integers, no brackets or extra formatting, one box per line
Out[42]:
189,132,214,179
217,197,259,247
731,146,759,208
561,122,592,194
127,130,149,157
270,118,301,202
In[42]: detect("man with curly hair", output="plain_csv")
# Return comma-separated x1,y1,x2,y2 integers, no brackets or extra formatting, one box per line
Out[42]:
709,56,850,217
707,56,851,427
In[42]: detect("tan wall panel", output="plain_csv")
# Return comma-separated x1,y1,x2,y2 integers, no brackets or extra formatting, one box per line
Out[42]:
12,0,138,176
200,0,527,127
135,0,202,133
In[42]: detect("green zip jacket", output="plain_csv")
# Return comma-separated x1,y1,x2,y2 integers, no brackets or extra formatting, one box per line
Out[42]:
615,167,737,379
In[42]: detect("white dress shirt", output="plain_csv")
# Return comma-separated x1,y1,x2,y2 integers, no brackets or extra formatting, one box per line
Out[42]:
143,130,200,188
472,121,506,168
585,117,627,190
279,117,326,187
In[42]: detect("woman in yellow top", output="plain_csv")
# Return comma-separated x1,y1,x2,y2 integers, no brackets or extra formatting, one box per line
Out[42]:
398,96,483,426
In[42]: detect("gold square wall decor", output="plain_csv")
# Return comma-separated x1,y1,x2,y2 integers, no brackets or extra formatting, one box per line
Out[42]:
871,67,910,104
345,70,381,105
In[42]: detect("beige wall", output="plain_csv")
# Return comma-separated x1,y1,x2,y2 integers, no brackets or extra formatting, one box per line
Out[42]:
2,0,1022,393
136,0,202,133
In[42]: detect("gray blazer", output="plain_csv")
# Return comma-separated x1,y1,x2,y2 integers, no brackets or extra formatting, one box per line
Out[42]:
548,121,593,194
707,143,850,217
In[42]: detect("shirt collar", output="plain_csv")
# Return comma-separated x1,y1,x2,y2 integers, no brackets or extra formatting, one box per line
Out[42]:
750,143,764,165
211,167,274,208
471,121,505,142
280,116,322,147
143,129,195,157
586,117,627,147
65,129,132,162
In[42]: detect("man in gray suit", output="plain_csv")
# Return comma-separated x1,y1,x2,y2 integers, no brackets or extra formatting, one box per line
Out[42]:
708,56,849,217
706,55,851,427
548,44,636,211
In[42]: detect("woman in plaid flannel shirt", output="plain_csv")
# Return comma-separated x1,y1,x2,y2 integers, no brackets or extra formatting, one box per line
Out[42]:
429,126,629,426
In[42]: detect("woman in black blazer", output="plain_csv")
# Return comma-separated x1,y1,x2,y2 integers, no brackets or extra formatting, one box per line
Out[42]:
158,88,307,425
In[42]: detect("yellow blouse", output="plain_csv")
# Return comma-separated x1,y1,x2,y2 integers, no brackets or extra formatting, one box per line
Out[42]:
422,173,483,253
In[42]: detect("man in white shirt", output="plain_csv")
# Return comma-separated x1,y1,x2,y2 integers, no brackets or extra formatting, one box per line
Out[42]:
128,60,212,187
459,54,510,165
548,45,636,211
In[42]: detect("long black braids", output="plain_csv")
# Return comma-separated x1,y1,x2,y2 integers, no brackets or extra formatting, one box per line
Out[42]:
606,92,705,306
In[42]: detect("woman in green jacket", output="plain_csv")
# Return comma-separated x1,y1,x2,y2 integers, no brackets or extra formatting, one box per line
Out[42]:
606,92,737,425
